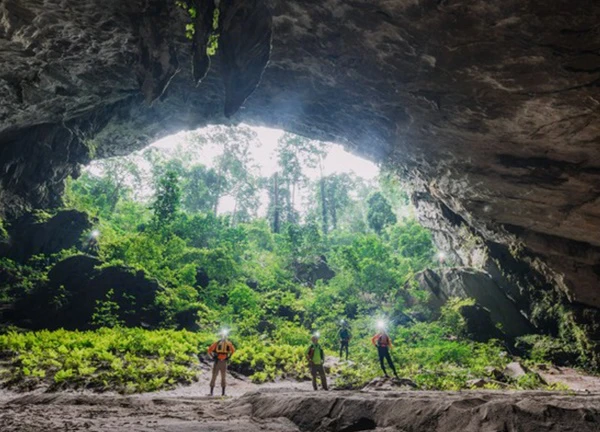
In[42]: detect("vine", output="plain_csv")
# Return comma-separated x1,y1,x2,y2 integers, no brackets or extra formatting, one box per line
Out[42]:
175,1,220,56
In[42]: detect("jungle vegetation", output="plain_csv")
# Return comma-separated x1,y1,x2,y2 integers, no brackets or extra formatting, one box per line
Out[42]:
0,126,566,392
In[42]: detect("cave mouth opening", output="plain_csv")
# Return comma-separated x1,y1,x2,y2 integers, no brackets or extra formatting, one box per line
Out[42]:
1,124,598,393
73,123,385,228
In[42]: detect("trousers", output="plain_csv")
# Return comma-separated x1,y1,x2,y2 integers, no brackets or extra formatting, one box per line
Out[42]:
210,359,227,388
310,363,328,390
377,346,398,377
340,340,349,359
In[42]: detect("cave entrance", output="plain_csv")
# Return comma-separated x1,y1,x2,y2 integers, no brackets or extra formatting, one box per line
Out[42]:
69,124,418,239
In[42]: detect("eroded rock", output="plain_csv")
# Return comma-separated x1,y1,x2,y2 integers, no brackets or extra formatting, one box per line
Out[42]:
0,210,92,262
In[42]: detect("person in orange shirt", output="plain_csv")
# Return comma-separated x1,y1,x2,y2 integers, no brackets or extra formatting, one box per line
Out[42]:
371,324,399,378
207,330,236,396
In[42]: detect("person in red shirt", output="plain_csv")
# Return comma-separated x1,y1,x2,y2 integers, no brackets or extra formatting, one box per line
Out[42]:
207,330,236,396
371,327,399,378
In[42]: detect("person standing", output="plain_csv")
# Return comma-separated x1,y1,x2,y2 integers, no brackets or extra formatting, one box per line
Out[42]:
207,330,236,396
338,320,351,360
306,333,328,391
371,327,399,378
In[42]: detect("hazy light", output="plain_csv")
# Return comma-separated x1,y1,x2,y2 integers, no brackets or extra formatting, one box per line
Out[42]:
220,328,229,337
377,320,386,329
437,251,446,261
313,331,320,338
91,230,100,238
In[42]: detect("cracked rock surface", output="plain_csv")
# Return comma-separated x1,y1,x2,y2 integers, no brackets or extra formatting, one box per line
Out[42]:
1,390,600,431
1,1,600,343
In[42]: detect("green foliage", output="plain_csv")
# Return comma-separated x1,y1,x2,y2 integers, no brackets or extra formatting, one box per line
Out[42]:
439,298,476,337
91,289,124,328
206,8,220,56
367,192,397,234
176,2,220,54
515,334,580,366
0,216,8,242
0,328,209,393
151,170,181,228
2,126,583,394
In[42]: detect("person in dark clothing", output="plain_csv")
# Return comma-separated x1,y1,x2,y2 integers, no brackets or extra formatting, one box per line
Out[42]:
371,329,398,378
338,320,351,360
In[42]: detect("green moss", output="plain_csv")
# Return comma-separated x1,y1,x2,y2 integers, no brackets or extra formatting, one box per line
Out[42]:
0,217,8,242
30,209,53,223
176,1,220,56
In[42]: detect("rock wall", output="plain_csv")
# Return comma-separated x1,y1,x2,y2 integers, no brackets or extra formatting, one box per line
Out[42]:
412,267,535,340
1,1,600,348
233,390,600,432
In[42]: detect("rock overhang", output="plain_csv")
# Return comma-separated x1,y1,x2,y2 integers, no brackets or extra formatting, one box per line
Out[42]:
1,0,600,317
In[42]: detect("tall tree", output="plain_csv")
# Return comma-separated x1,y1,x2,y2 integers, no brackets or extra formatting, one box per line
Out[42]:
151,170,181,228
181,164,223,214
367,192,397,234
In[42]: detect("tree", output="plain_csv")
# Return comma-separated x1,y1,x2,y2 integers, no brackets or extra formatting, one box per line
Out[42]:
275,133,326,228
151,170,181,228
323,173,354,231
181,164,223,214
64,157,141,217
367,192,397,234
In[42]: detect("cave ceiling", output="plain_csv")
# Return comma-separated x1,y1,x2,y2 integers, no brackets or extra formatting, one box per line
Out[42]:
1,0,600,308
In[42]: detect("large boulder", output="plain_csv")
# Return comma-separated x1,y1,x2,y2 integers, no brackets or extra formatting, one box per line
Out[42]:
0,210,93,262
411,267,535,340
10,255,163,329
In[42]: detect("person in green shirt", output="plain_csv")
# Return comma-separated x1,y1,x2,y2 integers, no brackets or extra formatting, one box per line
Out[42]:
306,333,328,391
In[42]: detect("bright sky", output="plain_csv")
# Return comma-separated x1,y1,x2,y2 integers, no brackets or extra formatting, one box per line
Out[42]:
150,124,379,215
90,124,380,216
152,125,379,181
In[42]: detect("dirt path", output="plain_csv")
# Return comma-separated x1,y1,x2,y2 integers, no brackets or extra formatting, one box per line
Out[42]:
143,367,315,398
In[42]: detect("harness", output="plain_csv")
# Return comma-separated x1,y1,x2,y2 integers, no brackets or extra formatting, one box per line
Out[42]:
216,341,231,355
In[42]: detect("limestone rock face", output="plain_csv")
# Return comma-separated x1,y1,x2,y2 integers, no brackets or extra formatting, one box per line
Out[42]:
233,390,600,432
413,267,535,339
0,210,92,262
1,1,600,337
8,255,163,329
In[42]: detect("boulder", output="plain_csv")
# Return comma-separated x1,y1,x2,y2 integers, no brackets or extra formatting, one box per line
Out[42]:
11,255,163,330
410,268,535,340
466,378,487,389
458,303,504,343
503,362,529,380
0,210,93,262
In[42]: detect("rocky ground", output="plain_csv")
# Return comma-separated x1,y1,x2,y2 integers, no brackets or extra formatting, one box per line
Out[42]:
1,389,600,432
2,366,600,432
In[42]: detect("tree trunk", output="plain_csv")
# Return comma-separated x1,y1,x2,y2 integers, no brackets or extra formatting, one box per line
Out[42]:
320,177,328,235
330,182,337,230
273,172,280,233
